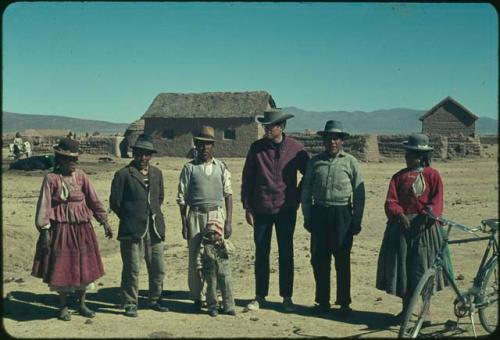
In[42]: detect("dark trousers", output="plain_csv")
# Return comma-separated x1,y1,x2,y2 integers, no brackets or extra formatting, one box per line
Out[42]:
310,205,353,307
254,208,297,298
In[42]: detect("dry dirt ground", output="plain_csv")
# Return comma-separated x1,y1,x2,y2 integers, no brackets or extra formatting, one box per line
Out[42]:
2,148,498,338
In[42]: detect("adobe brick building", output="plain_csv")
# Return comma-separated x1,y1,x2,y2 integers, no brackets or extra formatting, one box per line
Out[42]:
141,91,276,157
420,96,479,137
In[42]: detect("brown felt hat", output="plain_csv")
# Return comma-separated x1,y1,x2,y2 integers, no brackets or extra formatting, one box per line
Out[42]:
194,125,216,142
53,138,81,157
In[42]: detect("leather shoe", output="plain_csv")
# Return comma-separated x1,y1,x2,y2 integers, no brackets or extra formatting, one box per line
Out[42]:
150,302,169,312
338,305,352,317
124,305,138,317
311,303,330,315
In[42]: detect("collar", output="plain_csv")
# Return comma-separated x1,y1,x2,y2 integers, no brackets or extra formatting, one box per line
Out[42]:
321,149,346,160
194,156,217,165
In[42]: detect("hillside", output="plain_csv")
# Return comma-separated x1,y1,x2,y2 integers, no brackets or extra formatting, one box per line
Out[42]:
2,112,129,134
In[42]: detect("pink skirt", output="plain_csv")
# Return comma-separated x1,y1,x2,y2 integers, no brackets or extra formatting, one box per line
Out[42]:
31,221,105,288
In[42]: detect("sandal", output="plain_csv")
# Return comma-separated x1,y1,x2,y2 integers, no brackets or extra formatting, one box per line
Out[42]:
58,307,71,321
79,305,96,318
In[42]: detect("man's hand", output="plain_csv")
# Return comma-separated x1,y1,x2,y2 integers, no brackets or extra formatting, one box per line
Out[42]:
181,217,188,240
245,210,254,227
40,229,51,251
350,223,361,236
224,220,232,239
399,213,410,230
102,221,113,239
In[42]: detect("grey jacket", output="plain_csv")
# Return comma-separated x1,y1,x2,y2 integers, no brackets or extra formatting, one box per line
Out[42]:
110,163,166,240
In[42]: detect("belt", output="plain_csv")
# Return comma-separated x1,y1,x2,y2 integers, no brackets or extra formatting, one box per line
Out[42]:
190,205,221,213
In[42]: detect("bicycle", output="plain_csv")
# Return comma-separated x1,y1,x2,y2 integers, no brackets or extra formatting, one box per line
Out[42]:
399,210,498,338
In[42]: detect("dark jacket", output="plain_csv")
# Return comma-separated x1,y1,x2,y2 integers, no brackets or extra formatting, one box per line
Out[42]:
241,134,309,215
110,163,166,240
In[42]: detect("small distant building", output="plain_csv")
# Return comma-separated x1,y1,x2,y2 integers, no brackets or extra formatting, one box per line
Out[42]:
420,96,479,137
141,91,276,157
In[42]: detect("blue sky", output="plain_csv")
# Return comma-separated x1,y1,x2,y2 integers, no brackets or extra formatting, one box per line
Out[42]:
3,2,498,123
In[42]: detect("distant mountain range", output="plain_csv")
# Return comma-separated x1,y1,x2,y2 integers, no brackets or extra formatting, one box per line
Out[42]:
2,111,129,134
2,109,498,135
283,107,498,135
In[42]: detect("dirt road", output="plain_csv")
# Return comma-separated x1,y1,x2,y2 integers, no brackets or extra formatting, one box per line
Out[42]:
2,152,497,338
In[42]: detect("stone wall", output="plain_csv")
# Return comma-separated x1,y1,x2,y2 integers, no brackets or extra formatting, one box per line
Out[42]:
479,135,499,145
3,135,122,156
288,133,379,162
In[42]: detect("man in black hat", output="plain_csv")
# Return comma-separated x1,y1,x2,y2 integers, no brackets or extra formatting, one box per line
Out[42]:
110,134,168,317
301,120,365,316
177,125,233,312
241,108,309,312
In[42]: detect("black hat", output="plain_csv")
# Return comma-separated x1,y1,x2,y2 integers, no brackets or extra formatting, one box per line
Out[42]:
53,138,81,157
402,133,434,152
317,120,350,137
131,134,157,153
255,108,294,125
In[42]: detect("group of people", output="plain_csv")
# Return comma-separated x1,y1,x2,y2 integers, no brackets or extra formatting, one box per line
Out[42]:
31,108,448,326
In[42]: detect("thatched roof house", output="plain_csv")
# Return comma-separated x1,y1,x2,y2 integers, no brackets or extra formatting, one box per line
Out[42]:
420,96,479,137
119,119,145,157
141,91,276,157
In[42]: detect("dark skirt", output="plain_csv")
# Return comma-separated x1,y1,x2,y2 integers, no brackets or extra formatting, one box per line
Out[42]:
375,217,452,298
31,221,105,288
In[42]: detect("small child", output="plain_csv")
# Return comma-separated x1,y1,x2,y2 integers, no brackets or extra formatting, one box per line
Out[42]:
196,218,235,317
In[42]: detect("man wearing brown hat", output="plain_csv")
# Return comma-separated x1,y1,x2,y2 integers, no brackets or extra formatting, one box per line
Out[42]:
110,134,168,317
301,120,365,316
177,125,233,311
241,108,309,312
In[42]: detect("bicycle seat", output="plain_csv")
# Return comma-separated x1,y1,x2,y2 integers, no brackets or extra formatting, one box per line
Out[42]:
482,219,499,232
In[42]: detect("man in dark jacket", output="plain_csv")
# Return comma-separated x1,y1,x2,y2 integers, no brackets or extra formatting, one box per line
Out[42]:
110,134,168,317
241,108,309,312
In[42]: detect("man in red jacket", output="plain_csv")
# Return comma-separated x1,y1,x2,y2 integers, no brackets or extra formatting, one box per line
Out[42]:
241,108,309,312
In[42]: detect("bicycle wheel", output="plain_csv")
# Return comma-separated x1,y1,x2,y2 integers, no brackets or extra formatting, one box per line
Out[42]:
399,269,436,338
478,257,498,334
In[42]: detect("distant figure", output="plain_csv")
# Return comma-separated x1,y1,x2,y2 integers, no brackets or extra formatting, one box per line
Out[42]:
24,141,32,158
12,132,24,160
67,131,74,139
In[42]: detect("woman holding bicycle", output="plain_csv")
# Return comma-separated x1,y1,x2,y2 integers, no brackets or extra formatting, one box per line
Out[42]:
376,133,451,324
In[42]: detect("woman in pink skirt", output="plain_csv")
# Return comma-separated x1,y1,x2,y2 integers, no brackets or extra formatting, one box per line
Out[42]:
31,138,113,321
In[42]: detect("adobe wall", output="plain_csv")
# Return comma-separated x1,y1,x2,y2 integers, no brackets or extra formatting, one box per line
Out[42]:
289,133,482,161
144,117,259,157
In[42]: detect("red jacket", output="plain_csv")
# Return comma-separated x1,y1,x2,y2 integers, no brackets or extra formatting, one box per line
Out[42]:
241,134,309,215
385,166,444,219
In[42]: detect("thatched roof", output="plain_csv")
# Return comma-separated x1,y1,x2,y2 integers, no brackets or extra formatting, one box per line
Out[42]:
142,91,276,119
419,96,478,121
126,119,145,132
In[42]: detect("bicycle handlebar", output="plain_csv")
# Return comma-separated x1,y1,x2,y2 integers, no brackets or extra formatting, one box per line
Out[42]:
424,209,484,235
